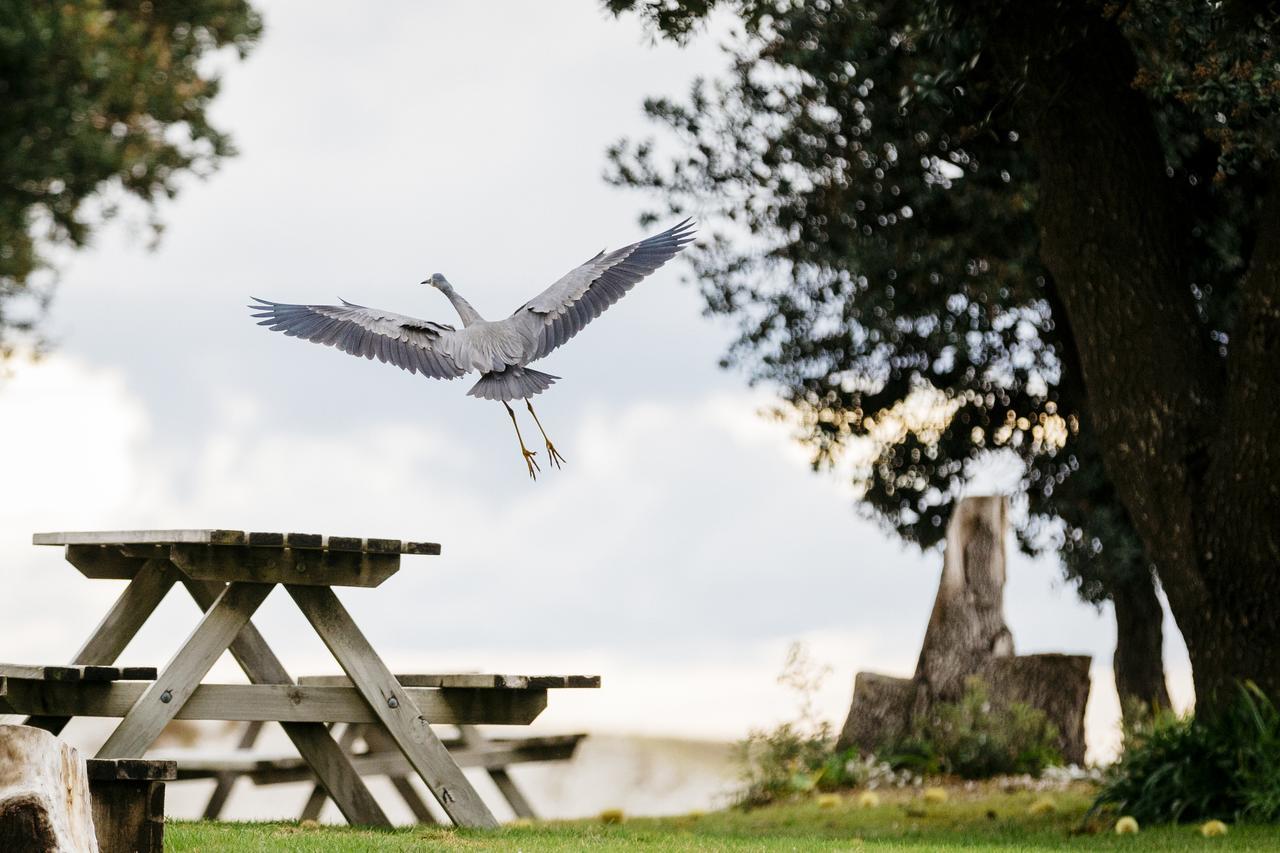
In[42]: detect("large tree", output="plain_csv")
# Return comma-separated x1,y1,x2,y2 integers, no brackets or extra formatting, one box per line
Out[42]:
0,0,261,358
606,0,1279,714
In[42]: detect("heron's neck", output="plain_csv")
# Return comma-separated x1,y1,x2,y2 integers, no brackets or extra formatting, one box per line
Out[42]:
442,287,485,327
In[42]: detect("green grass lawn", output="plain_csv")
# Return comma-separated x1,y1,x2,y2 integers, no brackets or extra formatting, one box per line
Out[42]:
166,786,1276,851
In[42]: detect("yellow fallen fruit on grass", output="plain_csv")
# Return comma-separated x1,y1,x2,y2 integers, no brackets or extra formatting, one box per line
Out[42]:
1200,820,1229,837
817,793,841,809
599,809,625,825
858,791,881,808
1115,816,1140,834
298,819,319,829
923,787,949,804
1028,796,1056,815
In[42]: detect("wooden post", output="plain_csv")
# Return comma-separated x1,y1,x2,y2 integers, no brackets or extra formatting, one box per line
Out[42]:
0,724,98,853
85,759,175,853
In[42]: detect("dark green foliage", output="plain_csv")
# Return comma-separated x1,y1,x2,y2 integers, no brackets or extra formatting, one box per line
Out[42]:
881,679,1061,780
1095,683,1280,824
0,0,261,357
603,0,1277,606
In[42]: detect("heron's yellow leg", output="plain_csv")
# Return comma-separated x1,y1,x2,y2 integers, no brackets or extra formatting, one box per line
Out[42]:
526,400,566,469
503,401,540,480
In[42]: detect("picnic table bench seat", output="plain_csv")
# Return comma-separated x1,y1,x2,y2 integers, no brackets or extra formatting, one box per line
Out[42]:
182,673,600,821
168,733,587,781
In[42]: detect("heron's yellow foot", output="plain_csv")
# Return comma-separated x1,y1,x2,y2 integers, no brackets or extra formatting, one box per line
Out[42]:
522,447,541,480
544,440,566,469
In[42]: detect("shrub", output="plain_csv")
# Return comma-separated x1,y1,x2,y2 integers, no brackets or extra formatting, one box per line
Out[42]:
735,643,864,808
1094,681,1280,823
880,678,1063,779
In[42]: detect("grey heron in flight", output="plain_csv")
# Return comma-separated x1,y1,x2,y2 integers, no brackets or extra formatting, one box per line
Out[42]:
250,219,695,479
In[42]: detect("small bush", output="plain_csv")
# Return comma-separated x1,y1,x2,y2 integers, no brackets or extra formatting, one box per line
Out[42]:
880,678,1062,779
1094,681,1280,823
735,643,864,807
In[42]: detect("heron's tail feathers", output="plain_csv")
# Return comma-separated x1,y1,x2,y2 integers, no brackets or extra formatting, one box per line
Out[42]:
468,366,559,401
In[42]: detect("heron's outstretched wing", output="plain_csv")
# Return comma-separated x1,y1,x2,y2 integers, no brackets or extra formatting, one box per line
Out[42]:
508,219,696,361
249,298,468,379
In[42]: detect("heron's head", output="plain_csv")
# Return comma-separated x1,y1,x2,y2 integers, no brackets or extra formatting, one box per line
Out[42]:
421,273,450,291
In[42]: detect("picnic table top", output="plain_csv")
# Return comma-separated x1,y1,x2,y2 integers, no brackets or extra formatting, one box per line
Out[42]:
33,529,440,556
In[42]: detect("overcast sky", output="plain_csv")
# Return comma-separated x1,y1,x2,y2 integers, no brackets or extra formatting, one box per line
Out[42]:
0,0,1191,763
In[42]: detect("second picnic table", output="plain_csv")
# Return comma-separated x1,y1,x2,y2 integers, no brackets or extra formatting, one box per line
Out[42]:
1,529,600,828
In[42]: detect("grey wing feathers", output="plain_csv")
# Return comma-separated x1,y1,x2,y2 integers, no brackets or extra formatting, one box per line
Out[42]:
520,219,695,361
248,297,467,380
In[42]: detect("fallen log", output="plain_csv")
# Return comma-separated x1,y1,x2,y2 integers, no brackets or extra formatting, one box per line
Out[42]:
0,724,97,852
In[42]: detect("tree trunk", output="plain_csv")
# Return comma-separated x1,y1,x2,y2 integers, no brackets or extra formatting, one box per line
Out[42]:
1110,570,1172,720
991,7,1280,713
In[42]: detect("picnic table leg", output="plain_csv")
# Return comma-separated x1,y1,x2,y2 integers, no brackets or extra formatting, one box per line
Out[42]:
97,582,274,758
25,559,177,734
361,724,441,824
298,724,361,822
180,579,390,828
459,725,538,820
201,720,265,819
286,585,499,829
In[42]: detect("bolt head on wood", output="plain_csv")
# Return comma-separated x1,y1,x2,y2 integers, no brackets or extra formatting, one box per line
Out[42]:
159,690,173,704
387,696,399,709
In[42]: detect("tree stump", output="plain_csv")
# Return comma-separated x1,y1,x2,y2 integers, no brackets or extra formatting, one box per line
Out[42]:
0,724,98,853
979,654,1091,765
836,672,915,753
836,495,1093,765
914,495,1014,704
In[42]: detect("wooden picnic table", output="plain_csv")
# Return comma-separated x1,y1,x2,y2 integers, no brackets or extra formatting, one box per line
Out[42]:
1,529,601,829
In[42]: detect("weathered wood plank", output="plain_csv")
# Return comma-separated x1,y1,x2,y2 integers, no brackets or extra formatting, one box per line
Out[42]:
170,734,584,782
0,680,547,725
35,530,246,546
287,585,499,828
0,664,157,683
65,544,153,579
179,579,389,828
299,673,601,689
36,530,439,555
96,582,273,759
25,560,177,735
169,545,401,588
401,541,441,556
85,759,176,782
